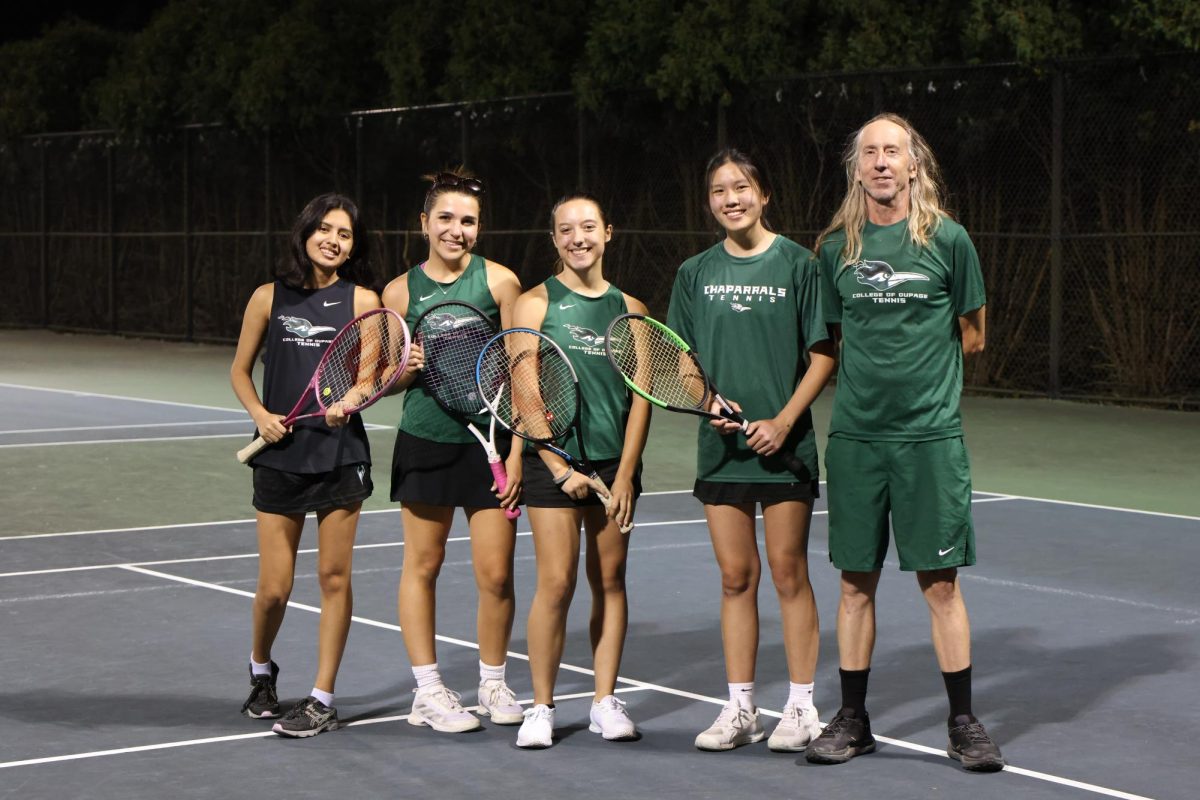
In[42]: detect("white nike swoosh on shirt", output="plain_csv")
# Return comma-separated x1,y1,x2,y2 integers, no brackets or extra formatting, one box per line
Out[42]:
323,301,342,307
938,547,956,556
419,293,438,301
559,303,576,310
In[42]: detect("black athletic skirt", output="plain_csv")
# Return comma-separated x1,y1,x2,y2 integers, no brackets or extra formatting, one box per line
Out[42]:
390,430,515,508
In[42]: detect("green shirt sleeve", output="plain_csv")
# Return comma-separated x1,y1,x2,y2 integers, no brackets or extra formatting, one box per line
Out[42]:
950,226,987,315
818,245,844,325
666,260,695,346
797,255,831,350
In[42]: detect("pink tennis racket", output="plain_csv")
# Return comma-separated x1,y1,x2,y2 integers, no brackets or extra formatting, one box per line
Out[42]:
237,307,411,464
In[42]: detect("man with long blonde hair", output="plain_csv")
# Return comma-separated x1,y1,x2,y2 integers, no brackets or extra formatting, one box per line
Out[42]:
804,114,1004,772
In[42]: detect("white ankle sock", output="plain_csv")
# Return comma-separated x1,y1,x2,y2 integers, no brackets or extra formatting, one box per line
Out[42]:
250,655,273,676
729,682,755,710
412,662,443,691
787,681,815,709
480,660,506,683
310,688,334,707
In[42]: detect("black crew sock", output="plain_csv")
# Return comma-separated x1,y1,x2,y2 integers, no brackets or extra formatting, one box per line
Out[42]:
942,665,974,724
838,667,870,717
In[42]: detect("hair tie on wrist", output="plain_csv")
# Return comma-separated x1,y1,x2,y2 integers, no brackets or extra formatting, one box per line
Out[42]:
552,467,575,486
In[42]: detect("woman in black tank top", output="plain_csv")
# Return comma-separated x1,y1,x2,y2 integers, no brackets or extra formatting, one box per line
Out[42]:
230,193,386,738
380,171,527,733
511,194,652,748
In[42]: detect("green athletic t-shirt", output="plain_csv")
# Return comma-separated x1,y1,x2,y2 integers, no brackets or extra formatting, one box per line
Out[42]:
399,254,500,443
666,235,829,483
536,276,631,462
818,218,986,442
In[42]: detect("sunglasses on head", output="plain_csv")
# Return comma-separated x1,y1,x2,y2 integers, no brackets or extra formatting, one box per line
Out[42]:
432,172,485,195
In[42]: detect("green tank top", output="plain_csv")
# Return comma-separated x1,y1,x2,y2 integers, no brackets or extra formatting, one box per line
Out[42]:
399,254,501,443
536,276,631,462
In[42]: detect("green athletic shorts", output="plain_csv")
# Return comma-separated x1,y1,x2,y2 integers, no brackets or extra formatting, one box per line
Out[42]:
825,436,976,572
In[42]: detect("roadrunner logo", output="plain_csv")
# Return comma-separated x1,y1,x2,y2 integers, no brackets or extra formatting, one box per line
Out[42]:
730,303,752,313
425,312,474,331
851,260,930,292
563,324,605,348
278,316,337,338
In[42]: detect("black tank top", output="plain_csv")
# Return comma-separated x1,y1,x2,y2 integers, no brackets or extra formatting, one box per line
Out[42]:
251,280,371,473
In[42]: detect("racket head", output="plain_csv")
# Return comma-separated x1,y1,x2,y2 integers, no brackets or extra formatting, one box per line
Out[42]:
604,313,715,415
413,301,497,415
476,328,580,444
309,307,411,416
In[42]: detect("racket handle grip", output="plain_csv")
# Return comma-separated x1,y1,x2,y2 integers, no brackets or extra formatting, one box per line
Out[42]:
236,436,269,464
490,460,521,520
591,475,634,534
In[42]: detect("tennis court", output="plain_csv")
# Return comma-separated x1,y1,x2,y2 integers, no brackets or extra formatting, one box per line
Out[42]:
1,329,1197,800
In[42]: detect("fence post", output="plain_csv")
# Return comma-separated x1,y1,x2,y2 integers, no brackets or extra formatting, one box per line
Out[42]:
264,132,272,278
107,140,116,334
39,138,48,326
577,103,585,189
1049,67,1063,398
182,128,193,341
460,107,469,168
716,102,727,149
355,116,364,205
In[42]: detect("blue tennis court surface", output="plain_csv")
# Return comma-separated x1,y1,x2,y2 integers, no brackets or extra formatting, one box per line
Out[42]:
0,377,1196,800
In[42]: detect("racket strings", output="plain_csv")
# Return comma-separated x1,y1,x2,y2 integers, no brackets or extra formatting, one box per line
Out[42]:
608,318,710,410
417,312,493,414
318,313,407,409
479,334,577,442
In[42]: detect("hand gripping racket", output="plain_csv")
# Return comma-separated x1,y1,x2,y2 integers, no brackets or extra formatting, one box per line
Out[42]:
413,301,519,520
236,307,411,464
476,328,633,534
604,313,807,475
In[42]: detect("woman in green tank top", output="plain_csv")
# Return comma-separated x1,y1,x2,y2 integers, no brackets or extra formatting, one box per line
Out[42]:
511,194,652,749
667,150,836,753
381,171,526,733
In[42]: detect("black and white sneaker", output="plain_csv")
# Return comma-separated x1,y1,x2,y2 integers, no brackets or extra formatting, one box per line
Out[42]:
241,661,280,719
272,696,339,738
948,717,1005,772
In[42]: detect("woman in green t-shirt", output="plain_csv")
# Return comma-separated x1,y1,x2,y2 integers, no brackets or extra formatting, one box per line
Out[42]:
666,149,836,752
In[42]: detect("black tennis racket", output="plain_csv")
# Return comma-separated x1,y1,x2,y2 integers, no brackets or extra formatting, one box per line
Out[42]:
476,328,633,534
604,312,807,475
237,307,411,464
413,301,519,520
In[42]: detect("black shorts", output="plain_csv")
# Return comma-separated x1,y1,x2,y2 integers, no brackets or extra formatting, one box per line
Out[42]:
693,478,819,506
252,463,373,514
391,430,515,508
522,451,642,509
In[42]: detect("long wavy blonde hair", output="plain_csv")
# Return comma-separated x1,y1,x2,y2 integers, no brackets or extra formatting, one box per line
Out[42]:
816,113,950,263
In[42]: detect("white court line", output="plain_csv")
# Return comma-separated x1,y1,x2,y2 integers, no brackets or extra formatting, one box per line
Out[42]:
0,382,244,414
0,433,253,448
0,420,248,434
0,687,651,770
0,489,695,541
0,562,1154,799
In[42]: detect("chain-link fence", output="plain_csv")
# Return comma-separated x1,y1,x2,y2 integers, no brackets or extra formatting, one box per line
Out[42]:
2,57,1196,407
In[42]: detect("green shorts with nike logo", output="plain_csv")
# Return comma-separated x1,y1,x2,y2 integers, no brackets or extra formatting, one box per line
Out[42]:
825,436,976,572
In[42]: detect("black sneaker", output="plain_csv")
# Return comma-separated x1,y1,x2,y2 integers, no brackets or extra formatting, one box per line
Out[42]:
241,661,280,719
947,717,1005,772
804,709,876,764
272,696,339,738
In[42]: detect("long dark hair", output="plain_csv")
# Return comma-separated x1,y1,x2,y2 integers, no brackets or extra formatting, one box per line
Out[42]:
277,192,378,291
703,147,774,232
549,192,609,275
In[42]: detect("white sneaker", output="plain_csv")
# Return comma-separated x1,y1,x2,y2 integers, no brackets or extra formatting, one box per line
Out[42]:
477,679,524,725
767,704,821,752
515,704,555,748
408,685,482,733
588,694,638,740
694,701,765,751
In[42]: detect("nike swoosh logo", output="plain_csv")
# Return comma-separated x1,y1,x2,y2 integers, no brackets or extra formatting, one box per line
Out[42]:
419,293,438,302
558,303,576,310
938,546,956,557
323,301,342,307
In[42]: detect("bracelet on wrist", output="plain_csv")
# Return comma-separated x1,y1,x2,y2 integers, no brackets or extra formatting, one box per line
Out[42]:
552,466,575,486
